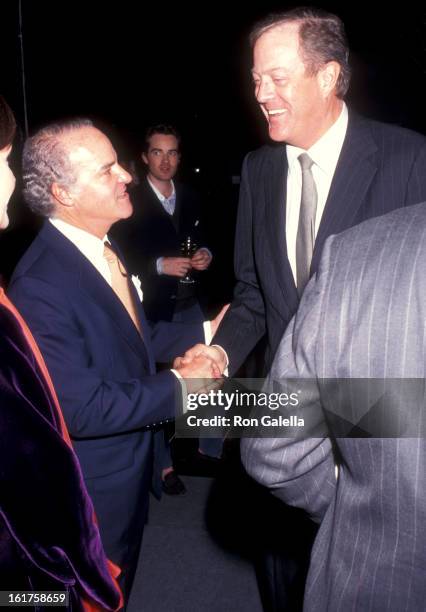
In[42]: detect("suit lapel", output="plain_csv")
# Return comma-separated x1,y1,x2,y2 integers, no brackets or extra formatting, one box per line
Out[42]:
265,145,299,305
173,184,182,233
40,223,150,365
77,251,152,366
112,239,156,373
312,114,378,272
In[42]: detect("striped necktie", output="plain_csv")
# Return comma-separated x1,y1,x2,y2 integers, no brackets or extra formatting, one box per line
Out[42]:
296,152,318,296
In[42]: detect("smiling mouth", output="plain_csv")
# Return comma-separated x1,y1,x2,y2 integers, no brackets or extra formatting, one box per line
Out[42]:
267,109,288,116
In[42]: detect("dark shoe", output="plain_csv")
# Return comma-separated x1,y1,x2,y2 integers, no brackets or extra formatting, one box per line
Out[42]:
162,471,186,495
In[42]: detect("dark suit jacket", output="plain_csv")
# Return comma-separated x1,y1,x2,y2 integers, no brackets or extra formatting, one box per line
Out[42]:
242,202,426,610
214,114,426,374
113,178,207,321
8,222,202,570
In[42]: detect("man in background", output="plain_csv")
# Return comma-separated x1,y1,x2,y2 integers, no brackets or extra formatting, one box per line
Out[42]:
114,124,212,324
9,119,222,599
114,124,223,468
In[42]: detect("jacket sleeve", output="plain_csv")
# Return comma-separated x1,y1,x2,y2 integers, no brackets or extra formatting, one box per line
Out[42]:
9,276,182,439
212,153,266,372
405,141,426,205
148,319,205,363
241,237,337,523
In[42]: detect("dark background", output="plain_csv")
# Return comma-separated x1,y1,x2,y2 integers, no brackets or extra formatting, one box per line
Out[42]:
1,1,426,295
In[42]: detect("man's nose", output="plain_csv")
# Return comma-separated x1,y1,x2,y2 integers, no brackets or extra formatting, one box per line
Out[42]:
117,164,132,183
256,78,275,103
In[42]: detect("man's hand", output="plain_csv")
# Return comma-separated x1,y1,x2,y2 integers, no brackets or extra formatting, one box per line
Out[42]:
162,257,192,277
175,353,221,378
174,353,222,394
210,303,230,337
174,344,228,376
173,305,230,378
191,248,212,271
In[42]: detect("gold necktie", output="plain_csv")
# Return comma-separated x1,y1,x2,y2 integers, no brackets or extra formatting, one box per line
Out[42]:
103,242,142,335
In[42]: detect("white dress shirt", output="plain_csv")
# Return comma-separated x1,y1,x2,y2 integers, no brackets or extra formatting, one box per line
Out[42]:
147,177,176,215
147,177,212,275
50,218,111,282
147,178,177,275
49,217,143,298
285,103,348,281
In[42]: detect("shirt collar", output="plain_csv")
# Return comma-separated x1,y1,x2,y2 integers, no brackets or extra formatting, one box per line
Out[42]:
286,103,348,175
49,217,108,262
147,177,175,203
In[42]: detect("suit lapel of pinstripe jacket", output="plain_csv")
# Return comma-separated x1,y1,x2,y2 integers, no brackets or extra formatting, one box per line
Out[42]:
265,144,299,306
311,114,378,274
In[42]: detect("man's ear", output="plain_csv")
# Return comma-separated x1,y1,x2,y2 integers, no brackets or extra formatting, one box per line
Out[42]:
141,152,148,165
51,182,74,208
318,61,341,97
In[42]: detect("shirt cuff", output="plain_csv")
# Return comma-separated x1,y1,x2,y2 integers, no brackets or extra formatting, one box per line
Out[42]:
170,369,188,414
203,321,212,345
202,319,229,375
199,247,213,260
210,344,229,377
156,257,164,275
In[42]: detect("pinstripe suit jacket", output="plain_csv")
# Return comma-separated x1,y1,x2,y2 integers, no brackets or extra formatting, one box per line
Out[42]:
242,202,426,611
214,114,426,375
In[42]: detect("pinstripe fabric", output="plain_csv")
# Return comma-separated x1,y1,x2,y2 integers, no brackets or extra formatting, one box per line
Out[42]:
242,202,426,611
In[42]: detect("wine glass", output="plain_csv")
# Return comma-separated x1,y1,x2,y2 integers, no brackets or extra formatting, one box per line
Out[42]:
180,236,197,284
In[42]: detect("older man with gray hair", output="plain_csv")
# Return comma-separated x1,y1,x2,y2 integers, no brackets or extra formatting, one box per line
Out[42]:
9,118,222,599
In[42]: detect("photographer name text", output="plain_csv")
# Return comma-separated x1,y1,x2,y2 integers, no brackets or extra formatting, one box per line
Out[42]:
186,415,304,428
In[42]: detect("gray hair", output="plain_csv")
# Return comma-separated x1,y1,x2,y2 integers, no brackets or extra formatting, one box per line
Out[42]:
23,118,93,217
249,7,351,99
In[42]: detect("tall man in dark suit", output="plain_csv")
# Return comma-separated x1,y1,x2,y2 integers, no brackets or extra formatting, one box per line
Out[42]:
179,7,426,610
8,119,221,601
242,201,426,611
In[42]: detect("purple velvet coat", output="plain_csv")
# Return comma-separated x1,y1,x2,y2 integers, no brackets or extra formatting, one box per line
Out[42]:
0,289,121,610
